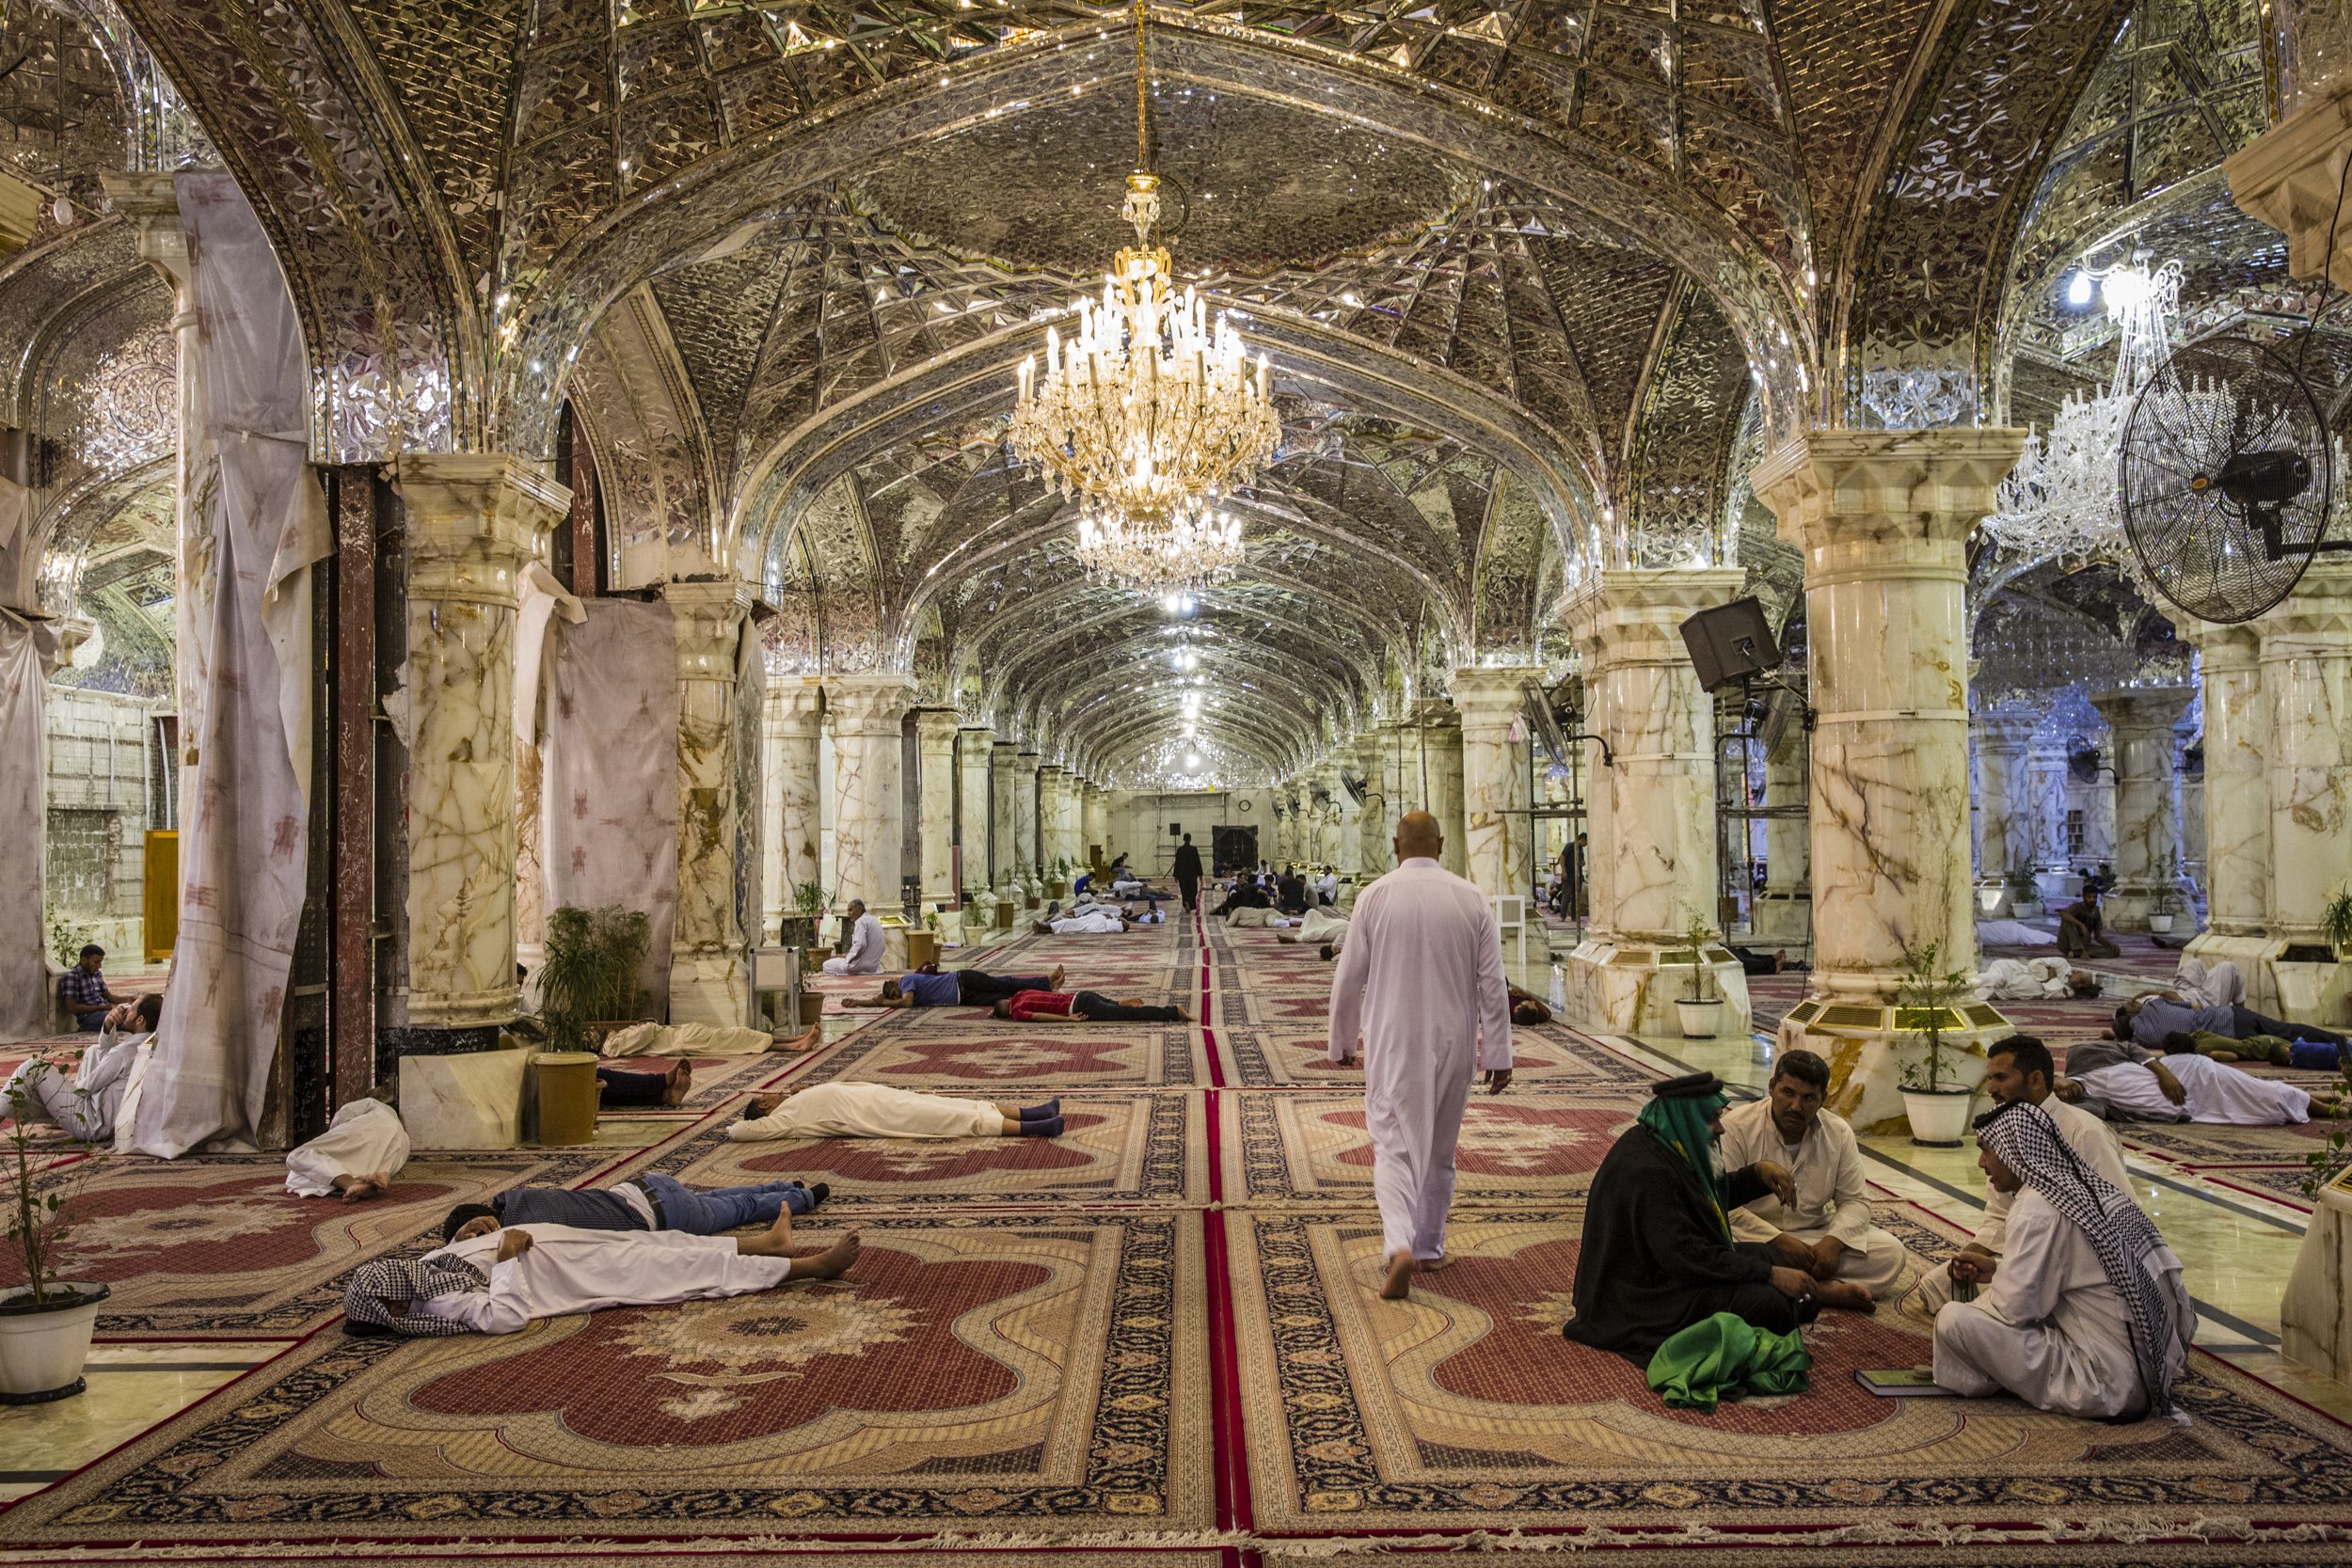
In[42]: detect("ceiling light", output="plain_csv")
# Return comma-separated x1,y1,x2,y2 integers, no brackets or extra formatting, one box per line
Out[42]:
2065,271,2092,308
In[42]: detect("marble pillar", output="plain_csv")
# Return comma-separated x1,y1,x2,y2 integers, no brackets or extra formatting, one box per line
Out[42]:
1037,765,1069,877
1312,764,1345,867
957,727,992,897
2186,624,2269,992
989,741,1019,889
1417,702,1469,878
1083,780,1110,867
1970,706,2040,918
666,578,753,1024
1753,735,1812,942
1454,667,1540,901
392,454,567,1037
1752,431,2024,1132
2091,687,2193,932
2259,563,2352,1020
827,674,915,914
767,678,825,937
2026,745,2070,877
1560,570,1748,1037
914,708,959,906
1014,751,1041,880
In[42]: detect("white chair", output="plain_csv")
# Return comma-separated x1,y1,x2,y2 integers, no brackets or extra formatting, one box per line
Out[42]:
1490,895,1528,969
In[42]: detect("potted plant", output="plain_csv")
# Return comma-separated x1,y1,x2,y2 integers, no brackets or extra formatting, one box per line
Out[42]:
1896,939,1976,1147
1045,857,1071,899
1,1081,109,1403
1675,913,1723,1038
2005,869,2041,917
540,905,651,1053
777,880,823,953
2322,885,2352,958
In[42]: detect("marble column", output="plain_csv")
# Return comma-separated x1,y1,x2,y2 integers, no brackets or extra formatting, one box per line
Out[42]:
914,708,959,907
1454,667,1540,901
1037,765,1069,876
2259,563,2352,1019
1312,764,1345,866
827,674,916,914
1970,706,2040,917
1014,750,1041,879
1417,701,1469,878
989,741,1019,889
666,578,753,1024
2186,623,2269,992
2026,744,2070,877
1752,430,2023,1132
1083,780,1109,867
957,726,992,897
766,678,825,935
391,454,567,1038
1560,569,1748,1037
2091,687,2194,932
1752,734,1812,942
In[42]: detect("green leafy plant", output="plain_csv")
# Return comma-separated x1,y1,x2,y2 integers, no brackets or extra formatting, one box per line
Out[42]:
5,1078,105,1307
2303,1057,2352,1199
45,908,94,970
2322,886,2352,955
1895,939,1973,1093
1680,912,1716,1004
793,879,825,920
539,905,651,1052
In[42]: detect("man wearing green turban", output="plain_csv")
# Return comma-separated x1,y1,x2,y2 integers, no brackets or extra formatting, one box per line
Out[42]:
1565,1072,1876,1361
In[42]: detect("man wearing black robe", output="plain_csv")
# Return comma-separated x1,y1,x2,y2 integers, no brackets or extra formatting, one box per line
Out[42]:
1172,833,1204,911
1564,1072,1871,1361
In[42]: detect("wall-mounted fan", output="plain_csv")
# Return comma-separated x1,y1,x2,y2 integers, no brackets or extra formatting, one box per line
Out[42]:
1340,772,1369,804
2120,335,2345,624
1520,677,1571,768
2067,744,2104,784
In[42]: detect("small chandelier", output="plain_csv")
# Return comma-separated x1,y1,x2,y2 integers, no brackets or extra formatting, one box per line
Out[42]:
1008,0,1279,533
1074,496,1243,592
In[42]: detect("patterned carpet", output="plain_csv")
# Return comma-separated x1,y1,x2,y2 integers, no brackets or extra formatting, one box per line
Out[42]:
7,905,2352,1562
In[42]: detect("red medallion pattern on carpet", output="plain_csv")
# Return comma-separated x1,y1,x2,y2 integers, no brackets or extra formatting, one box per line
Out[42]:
1221,1091,1636,1203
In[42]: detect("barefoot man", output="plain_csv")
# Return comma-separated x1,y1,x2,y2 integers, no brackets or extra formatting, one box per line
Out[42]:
1328,809,1513,1301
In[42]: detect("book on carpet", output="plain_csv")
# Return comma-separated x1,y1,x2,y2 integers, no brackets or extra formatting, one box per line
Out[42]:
1853,1368,1959,1397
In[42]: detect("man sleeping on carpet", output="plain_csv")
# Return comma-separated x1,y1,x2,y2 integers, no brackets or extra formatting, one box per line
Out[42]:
596,1021,823,1057
992,989,1192,1024
2056,1036,2346,1124
841,963,1065,1009
735,1082,1069,1140
344,1214,861,1337
439,1169,831,1246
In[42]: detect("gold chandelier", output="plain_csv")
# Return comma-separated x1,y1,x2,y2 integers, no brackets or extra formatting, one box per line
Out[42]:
1074,495,1243,592
1008,0,1279,543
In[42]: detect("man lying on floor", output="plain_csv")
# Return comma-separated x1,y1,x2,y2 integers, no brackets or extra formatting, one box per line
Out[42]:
1720,1050,1916,1296
1,992,157,1142
1033,900,1149,935
1274,907,1351,954
1564,1072,1873,1364
344,1215,861,1337
735,1084,1067,1139
598,1021,821,1057
286,1094,410,1202
1932,1100,2193,1421
843,963,1066,1009
992,989,1193,1024
2114,995,2347,1064
440,1168,829,1246
2058,1036,2344,1124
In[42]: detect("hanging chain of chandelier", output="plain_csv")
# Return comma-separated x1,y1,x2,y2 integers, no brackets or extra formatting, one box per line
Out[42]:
1006,0,1277,594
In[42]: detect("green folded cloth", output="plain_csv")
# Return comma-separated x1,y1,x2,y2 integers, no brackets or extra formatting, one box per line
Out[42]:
1645,1311,1811,1412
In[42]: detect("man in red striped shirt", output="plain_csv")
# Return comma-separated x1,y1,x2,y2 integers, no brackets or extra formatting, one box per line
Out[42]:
993,990,1192,1024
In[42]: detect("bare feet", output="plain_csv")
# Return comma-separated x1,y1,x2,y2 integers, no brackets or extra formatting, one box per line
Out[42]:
769,1023,822,1053
1032,920,1054,935
1413,1256,1454,1274
662,1059,692,1106
1379,1250,1415,1301
1815,1278,1876,1313
1049,964,1065,990
790,1229,862,1282
333,1172,389,1203
1173,1004,1195,1022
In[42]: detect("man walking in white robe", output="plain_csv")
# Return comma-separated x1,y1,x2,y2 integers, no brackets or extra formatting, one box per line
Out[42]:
1328,811,1513,1300
1720,1050,1915,1296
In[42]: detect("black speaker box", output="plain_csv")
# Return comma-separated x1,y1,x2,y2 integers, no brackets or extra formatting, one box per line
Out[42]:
1679,597,1781,691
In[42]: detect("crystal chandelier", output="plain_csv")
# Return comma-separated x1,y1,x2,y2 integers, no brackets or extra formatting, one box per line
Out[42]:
1008,0,1279,539
1074,496,1243,592
1984,259,2183,559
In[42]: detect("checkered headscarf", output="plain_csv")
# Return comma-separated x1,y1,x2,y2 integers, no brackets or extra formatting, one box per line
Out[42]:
343,1256,489,1337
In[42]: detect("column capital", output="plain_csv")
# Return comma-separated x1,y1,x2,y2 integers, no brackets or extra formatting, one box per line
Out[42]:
1751,429,2024,562
1562,567,1745,663
664,578,750,679
1970,705,2041,752
394,453,570,609
101,172,189,288
1451,665,1543,728
913,705,961,743
2225,75,2352,290
825,672,916,736
2180,616,2264,669
2091,685,2196,737
771,674,825,729
2255,560,2352,643
1412,696,1459,731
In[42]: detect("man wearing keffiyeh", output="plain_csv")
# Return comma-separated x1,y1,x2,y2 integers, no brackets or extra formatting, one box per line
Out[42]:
1932,1099,2196,1421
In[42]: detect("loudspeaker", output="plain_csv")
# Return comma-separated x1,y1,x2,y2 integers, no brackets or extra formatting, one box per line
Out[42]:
1679,597,1780,691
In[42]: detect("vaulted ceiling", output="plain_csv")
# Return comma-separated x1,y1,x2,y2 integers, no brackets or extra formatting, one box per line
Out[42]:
7,0,2317,780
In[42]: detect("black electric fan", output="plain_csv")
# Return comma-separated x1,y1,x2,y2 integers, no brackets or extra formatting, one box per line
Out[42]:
2120,334,2344,624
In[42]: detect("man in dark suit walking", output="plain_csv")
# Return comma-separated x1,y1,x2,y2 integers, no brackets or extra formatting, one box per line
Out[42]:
1172,832,1204,911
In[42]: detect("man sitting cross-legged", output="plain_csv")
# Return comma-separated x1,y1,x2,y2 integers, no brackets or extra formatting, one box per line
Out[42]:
843,964,1064,1009
344,1213,861,1337
440,1168,829,1247
1932,1099,2194,1420
735,1084,1068,1140
992,989,1192,1024
1564,1071,1874,1364
1718,1050,1916,1297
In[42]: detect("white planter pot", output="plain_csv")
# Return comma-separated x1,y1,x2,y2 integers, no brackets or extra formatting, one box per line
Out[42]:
2148,913,2175,934
1676,998,1724,1038
1901,1088,1975,1148
0,1282,107,1404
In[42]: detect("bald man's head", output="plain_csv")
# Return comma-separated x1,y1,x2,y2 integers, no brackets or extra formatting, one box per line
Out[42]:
1394,810,1443,862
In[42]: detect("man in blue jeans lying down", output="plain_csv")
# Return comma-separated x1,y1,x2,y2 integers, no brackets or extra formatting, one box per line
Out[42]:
441,1169,830,1246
